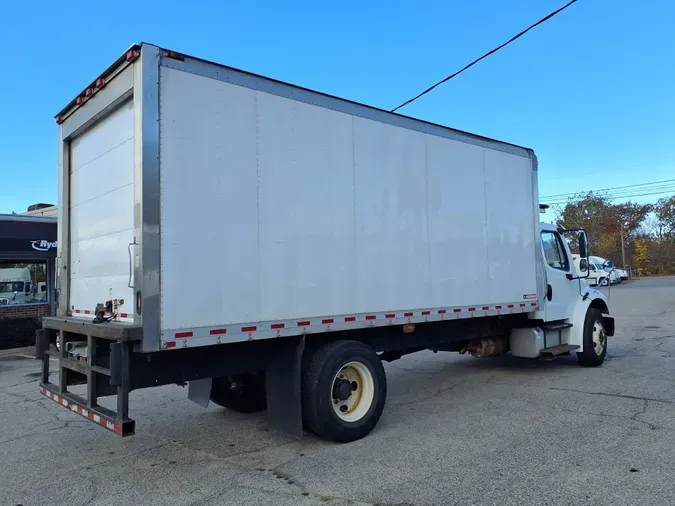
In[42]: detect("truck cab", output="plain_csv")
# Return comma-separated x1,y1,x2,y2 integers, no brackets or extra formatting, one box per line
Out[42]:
0,267,33,305
510,223,614,363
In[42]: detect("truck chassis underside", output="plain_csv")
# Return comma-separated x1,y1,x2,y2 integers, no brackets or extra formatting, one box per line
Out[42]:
36,314,525,437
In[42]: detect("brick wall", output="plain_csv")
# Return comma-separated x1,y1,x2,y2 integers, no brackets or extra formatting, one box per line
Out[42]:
0,304,50,350
0,304,50,319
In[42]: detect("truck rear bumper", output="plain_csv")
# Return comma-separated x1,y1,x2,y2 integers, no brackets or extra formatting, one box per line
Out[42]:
36,318,305,438
39,385,135,436
37,318,140,437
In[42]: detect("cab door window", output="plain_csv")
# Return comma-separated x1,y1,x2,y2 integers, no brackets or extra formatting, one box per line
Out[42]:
541,231,569,271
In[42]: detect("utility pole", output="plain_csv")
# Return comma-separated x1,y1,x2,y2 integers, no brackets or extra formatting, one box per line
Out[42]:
620,223,626,268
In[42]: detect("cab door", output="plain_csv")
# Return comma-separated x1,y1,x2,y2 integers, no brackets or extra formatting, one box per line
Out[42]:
540,230,578,322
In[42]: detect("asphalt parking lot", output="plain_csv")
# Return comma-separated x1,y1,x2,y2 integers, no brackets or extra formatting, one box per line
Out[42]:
1,277,674,506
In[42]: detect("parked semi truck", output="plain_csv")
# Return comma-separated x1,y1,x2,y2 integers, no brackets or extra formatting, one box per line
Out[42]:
37,43,614,442
0,267,33,305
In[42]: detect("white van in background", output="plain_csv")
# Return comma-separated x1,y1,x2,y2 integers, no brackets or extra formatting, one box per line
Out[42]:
590,256,621,285
572,255,607,286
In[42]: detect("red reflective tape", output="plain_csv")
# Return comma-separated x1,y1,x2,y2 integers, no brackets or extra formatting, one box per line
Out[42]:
495,306,502,310
366,315,376,320
345,316,356,322
482,306,489,310
175,331,193,338
165,341,176,348
120,313,128,318
322,318,334,324
271,323,285,329
404,312,413,317
297,321,310,327
385,314,396,319
422,311,431,316
468,307,476,312
508,304,514,308
114,424,123,434
242,326,257,332
84,310,91,315
438,309,447,314
210,328,227,335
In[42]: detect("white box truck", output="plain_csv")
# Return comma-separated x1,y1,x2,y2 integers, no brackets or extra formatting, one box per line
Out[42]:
37,43,614,442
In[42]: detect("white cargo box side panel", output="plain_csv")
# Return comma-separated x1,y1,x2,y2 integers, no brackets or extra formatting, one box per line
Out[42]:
158,62,538,335
483,149,538,302
256,93,357,320
68,99,135,317
426,136,491,306
159,68,261,330
352,118,433,311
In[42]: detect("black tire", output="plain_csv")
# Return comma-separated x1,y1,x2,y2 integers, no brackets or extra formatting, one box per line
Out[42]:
577,308,607,367
210,373,266,413
302,340,386,443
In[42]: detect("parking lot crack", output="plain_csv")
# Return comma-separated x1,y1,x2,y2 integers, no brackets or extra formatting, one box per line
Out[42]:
548,387,675,404
556,402,658,430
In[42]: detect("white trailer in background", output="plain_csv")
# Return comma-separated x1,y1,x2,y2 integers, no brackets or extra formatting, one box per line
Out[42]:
37,43,614,442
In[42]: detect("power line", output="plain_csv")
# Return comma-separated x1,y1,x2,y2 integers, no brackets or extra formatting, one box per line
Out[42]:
542,188,675,206
547,185,675,202
540,178,675,200
390,0,579,113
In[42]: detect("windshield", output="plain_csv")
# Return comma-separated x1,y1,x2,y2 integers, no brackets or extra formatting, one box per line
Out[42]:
0,281,24,293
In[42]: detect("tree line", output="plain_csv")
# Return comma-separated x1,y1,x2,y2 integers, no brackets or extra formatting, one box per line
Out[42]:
556,194,675,276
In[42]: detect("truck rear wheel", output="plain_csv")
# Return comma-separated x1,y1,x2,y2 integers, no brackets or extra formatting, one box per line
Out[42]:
577,308,607,367
302,340,386,443
210,373,266,413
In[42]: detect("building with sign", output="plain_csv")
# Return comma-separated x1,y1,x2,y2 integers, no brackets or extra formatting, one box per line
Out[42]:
0,213,57,348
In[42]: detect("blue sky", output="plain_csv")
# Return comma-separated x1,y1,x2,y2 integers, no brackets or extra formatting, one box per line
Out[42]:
1,0,673,218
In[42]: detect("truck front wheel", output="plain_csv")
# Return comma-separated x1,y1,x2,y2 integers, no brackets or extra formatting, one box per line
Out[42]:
302,340,386,443
210,373,266,413
577,308,607,367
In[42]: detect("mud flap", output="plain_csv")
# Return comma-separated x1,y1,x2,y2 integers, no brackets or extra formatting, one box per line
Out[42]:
188,378,213,408
265,335,305,438
602,314,615,336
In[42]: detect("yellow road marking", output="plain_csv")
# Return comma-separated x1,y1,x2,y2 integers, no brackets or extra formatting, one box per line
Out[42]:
12,353,58,362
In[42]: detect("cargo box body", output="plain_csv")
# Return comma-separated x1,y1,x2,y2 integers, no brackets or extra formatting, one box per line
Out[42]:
56,44,542,353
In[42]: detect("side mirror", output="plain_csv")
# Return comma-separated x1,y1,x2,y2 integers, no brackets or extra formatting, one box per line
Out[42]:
602,260,614,272
578,231,588,258
579,259,588,272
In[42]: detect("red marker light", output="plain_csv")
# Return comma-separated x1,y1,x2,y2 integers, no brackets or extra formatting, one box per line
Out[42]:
166,51,185,61
95,78,105,88
85,88,93,97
